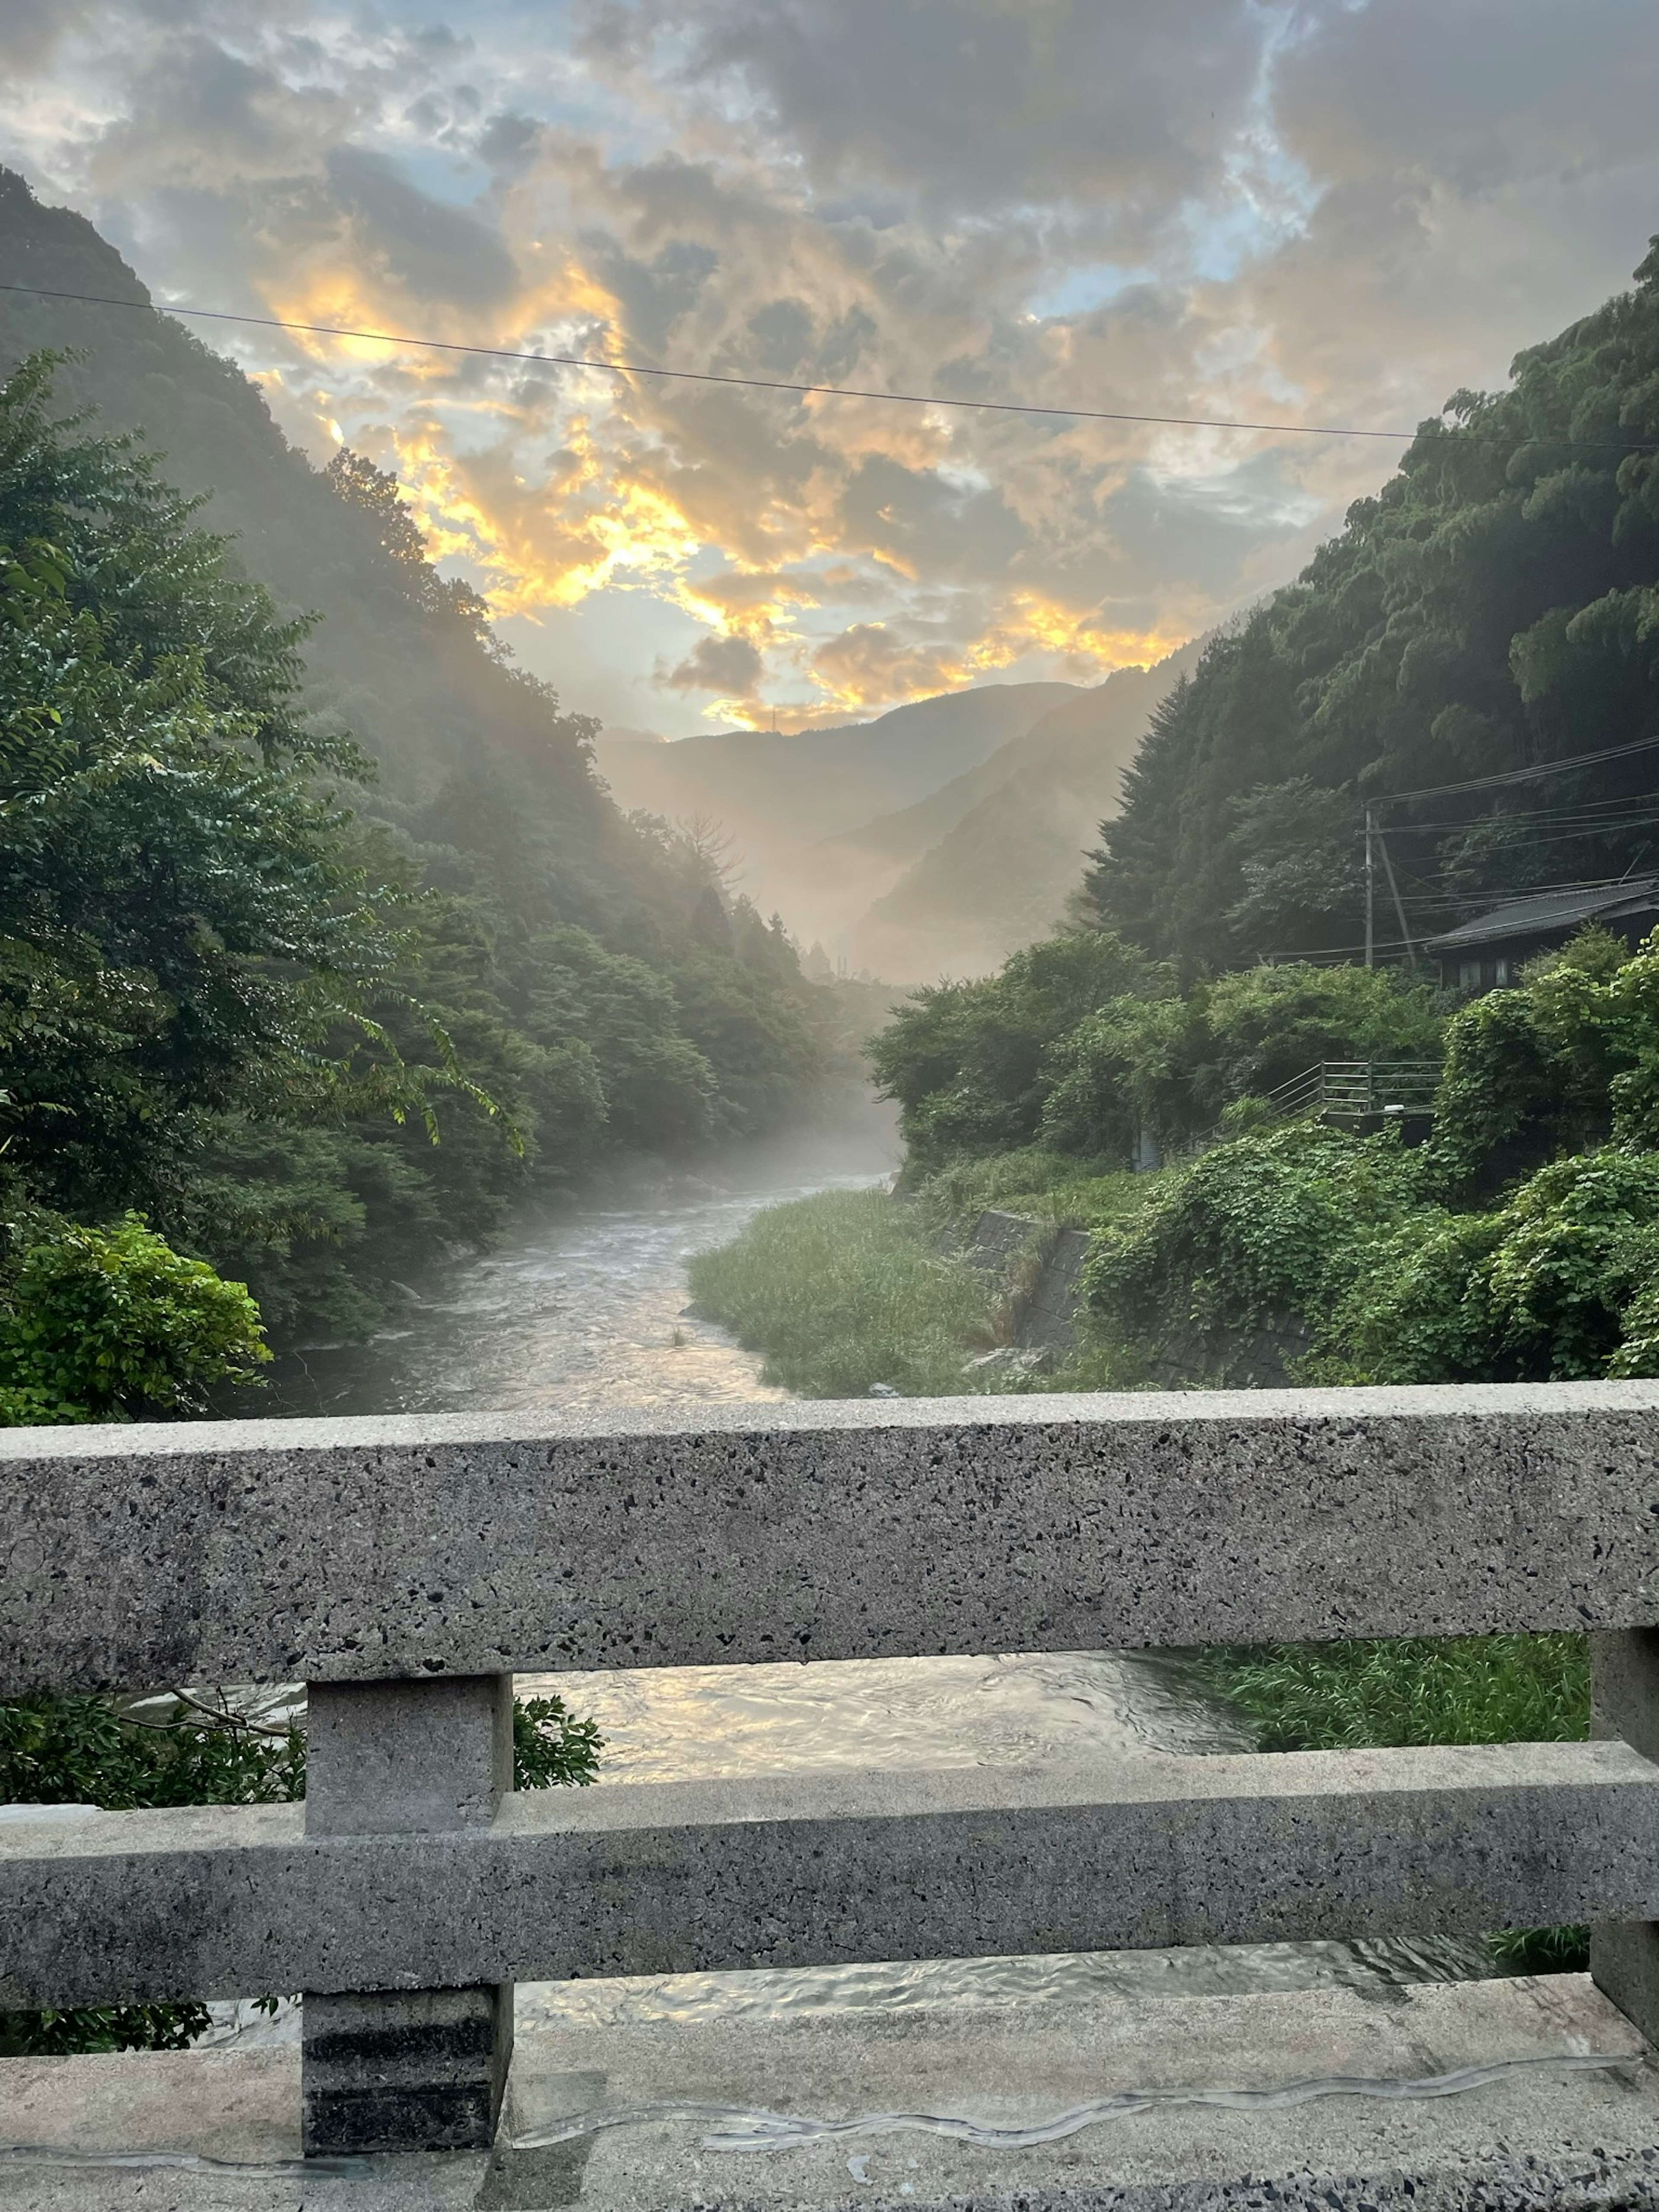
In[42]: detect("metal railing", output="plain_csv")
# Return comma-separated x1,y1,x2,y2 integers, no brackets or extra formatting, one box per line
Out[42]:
1162,1059,1443,1163
3,1386,1659,2164
1274,1059,1443,1119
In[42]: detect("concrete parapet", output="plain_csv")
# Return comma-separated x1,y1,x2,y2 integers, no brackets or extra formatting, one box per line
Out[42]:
5,1740,1657,2010
6,1383,1659,1691
1592,1628,1659,2045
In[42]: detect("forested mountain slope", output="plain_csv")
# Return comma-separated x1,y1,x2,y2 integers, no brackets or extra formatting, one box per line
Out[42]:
1082,239,1659,971
848,645,1199,980
0,170,849,1353
0,171,578,800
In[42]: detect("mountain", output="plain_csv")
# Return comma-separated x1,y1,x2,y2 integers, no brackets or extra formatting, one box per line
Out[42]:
594,682,1078,922
0,168,858,1347
0,169,595,804
1080,240,1659,969
835,645,1200,981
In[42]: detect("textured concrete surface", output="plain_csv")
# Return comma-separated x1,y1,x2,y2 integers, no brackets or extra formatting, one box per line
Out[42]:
1592,1627,1659,2045
305,1677,513,1838
6,1382,1659,1691
1016,1228,1090,1353
0,2047,486,2209
303,1987,513,2161
6,1741,1656,2009
3,1975,1659,2208
964,1211,1039,1273
303,1676,515,2155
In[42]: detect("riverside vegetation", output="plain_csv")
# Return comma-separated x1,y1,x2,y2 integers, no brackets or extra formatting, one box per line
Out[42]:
690,930,1616,1971
0,356,641,2052
692,242,1659,1968
0,207,882,2055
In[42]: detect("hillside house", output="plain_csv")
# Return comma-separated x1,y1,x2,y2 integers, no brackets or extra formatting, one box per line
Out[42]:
1424,876,1659,991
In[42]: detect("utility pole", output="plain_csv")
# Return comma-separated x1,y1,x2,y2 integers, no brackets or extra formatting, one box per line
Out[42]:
1376,825,1417,968
1364,802,1375,969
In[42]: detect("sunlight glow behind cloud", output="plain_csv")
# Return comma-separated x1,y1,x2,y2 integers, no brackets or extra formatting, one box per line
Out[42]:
3,0,1656,732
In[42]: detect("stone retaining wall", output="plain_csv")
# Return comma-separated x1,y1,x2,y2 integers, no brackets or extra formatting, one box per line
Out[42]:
965,1210,1309,1383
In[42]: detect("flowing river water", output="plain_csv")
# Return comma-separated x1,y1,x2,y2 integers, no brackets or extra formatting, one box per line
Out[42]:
210,1128,1487,2047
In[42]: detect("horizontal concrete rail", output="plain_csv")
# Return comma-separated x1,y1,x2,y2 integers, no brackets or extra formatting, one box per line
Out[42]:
6,1382,1659,1691
4,1740,1656,2009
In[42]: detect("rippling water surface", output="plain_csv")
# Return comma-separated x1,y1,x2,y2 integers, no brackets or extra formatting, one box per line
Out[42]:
264,1131,898,1419
210,1129,1490,2047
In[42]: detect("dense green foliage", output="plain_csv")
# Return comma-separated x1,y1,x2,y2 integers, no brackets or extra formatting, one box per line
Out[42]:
871,932,1442,1167
0,1686,599,2055
1078,240,1659,969
1201,1635,1589,1758
0,352,857,1367
687,1187,992,1396
0,1214,268,1423
1078,928,1659,1384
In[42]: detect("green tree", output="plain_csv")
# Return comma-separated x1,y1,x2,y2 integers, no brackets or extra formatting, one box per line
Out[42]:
0,354,419,1225
1084,240,1659,966
869,934,1162,1161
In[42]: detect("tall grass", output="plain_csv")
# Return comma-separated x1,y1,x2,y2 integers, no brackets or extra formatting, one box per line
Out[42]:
687,1188,992,1397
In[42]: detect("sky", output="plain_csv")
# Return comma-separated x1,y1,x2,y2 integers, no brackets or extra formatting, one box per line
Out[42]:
2,1,1657,738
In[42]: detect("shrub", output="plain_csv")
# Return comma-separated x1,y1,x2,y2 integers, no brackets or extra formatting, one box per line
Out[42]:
0,1213,269,1423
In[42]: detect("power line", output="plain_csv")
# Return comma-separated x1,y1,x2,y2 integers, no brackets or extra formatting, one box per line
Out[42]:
6,277,1659,452
1377,734,1659,807
1401,798,1659,833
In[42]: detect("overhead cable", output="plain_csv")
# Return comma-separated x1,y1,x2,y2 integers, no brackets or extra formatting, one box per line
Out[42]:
1379,734,1659,807
5,278,1659,452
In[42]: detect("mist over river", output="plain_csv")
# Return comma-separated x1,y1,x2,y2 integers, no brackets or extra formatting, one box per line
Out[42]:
213,1119,1487,2048
263,1124,903,1420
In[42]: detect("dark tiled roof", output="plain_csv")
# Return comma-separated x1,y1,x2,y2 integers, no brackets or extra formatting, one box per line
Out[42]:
1425,877,1659,953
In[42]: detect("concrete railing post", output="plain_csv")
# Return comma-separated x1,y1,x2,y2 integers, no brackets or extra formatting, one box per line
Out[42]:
300,1675,515,2156
1591,1629,1659,2038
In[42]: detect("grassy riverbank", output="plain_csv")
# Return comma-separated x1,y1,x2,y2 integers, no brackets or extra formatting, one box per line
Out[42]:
686,1158,1155,1398
693,1178,1593,1970
687,1187,994,1396
1195,1634,1589,1754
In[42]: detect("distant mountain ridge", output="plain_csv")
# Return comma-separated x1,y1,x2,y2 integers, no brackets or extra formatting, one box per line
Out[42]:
839,644,1201,979
595,682,1078,915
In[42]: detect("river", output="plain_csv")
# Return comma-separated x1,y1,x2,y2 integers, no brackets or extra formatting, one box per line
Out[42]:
211,1128,1486,2048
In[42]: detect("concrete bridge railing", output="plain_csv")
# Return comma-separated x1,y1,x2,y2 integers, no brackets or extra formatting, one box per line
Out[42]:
5,1382,1659,2163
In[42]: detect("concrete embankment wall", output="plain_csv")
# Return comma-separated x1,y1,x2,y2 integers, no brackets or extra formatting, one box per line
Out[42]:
963,1208,1308,1385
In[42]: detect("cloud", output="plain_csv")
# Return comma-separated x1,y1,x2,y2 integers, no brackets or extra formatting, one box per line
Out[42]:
580,0,1259,229
3,0,1656,737
660,630,764,695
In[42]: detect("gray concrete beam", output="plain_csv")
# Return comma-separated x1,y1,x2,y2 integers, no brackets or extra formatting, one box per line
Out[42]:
1592,1628,1659,2041
5,1382,1659,1691
3,1740,1656,2010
